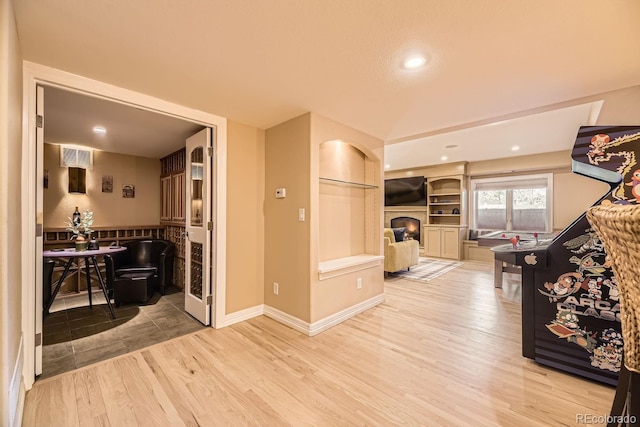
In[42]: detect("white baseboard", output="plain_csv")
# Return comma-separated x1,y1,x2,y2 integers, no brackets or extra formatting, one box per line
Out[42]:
263,305,311,335
9,336,24,427
264,293,385,336
222,304,265,327
309,294,385,336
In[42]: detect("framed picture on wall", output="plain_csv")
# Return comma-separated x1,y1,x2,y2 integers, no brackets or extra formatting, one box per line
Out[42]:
122,184,135,198
102,175,113,193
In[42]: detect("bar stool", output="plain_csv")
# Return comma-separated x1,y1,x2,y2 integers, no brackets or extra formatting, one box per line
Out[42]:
587,204,640,426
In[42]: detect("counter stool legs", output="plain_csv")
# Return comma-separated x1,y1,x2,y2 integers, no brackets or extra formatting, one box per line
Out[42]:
44,257,75,315
85,257,92,308
90,256,116,319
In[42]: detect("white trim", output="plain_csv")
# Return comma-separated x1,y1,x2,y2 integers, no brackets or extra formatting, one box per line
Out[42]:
9,337,24,427
214,123,227,329
21,61,228,388
263,305,311,335
308,294,385,336
264,293,385,336
223,305,265,327
318,255,384,280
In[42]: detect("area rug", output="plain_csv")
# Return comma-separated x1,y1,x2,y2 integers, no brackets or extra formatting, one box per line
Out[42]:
388,257,463,282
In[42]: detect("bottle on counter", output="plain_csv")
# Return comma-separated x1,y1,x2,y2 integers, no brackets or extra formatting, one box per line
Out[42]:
72,206,81,226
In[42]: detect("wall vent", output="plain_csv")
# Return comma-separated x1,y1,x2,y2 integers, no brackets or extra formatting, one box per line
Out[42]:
60,145,93,169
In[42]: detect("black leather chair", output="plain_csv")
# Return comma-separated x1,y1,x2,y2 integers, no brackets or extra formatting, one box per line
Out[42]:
108,239,175,296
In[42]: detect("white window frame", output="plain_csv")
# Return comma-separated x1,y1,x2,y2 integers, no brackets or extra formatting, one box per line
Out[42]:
470,173,553,232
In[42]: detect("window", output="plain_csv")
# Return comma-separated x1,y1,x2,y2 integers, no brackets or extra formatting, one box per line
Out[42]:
471,174,553,232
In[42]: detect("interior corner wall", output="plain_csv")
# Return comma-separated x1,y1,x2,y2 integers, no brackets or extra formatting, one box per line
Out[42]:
0,0,24,424
588,85,640,125
225,120,265,313
43,143,160,228
264,113,311,322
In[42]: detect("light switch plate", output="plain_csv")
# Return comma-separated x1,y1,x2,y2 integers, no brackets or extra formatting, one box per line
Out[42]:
298,208,305,221
275,188,286,198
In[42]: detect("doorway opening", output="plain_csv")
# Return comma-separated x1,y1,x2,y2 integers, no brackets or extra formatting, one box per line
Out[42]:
36,84,215,379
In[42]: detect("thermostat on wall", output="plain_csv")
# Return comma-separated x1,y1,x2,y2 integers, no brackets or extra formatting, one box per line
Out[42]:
275,188,286,198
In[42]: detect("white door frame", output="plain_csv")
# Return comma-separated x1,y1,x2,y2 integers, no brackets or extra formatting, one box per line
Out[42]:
20,61,228,389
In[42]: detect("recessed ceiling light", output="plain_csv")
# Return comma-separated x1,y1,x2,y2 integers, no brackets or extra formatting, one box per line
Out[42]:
384,164,391,169
403,55,427,70
511,145,520,151
93,126,107,135
440,155,448,161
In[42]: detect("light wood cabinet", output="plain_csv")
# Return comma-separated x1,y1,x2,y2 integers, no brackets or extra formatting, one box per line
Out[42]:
425,175,467,260
171,172,185,222
160,176,172,221
160,149,186,224
424,225,466,260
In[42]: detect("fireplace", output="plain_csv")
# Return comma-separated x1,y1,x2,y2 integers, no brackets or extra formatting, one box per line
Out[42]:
390,217,421,243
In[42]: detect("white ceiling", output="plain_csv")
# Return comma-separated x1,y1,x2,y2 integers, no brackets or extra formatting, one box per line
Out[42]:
13,1,640,163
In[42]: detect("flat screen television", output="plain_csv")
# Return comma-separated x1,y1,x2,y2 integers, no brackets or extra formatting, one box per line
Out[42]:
384,176,426,206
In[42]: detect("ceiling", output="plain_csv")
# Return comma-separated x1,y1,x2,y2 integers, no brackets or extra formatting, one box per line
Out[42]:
44,87,203,158
14,1,640,164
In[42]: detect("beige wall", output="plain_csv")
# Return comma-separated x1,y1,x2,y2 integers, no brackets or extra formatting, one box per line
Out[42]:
579,85,640,125
43,143,160,228
386,151,610,231
310,113,384,323
0,0,23,424
225,121,265,313
264,113,312,322
264,113,385,324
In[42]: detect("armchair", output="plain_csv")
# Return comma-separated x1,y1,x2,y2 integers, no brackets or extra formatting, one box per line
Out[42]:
384,228,419,273
109,239,175,295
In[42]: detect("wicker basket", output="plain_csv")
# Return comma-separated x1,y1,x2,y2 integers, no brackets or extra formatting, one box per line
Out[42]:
587,203,640,374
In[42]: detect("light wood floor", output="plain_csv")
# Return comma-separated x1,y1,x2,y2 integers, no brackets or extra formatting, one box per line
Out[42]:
23,261,615,426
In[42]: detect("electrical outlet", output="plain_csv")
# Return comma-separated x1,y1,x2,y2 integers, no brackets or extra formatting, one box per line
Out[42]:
273,282,279,295
356,277,362,289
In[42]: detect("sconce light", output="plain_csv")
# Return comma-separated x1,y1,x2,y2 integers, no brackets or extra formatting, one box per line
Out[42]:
68,167,86,193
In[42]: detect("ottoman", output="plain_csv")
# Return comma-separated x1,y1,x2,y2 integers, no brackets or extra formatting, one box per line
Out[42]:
113,272,155,307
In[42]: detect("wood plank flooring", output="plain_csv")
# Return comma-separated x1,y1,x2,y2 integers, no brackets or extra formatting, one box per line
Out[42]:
23,261,615,426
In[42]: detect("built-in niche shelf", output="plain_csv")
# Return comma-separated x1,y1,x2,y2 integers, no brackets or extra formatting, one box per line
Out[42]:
427,176,465,226
319,177,378,189
318,254,384,281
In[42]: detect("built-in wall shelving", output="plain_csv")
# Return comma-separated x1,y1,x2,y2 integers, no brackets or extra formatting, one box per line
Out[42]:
424,175,467,260
318,142,381,279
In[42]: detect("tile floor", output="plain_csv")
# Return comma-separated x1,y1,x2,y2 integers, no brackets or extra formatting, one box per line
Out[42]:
41,286,205,379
